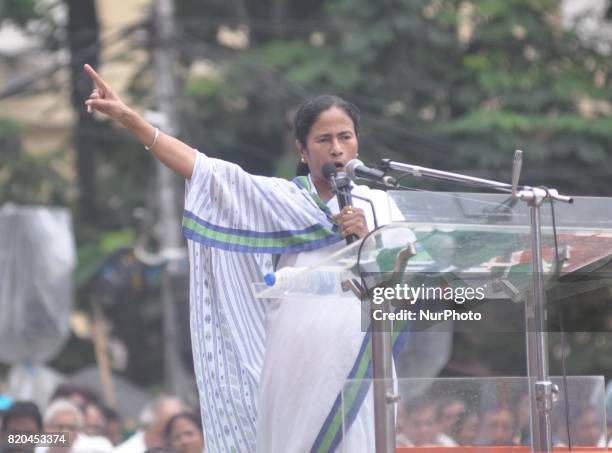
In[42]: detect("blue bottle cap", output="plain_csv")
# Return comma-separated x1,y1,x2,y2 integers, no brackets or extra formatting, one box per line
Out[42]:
263,273,276,286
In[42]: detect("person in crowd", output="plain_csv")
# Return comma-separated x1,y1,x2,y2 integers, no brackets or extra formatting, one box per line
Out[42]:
164,412,204,453
113,396,184,453
477,404,516,446
1,401,42,434
570,406,605,446
101,407,122,446
75,401,114,452
555,404,606,447
40,398,83,453
455,411,479,446
83,403,107,439
436,396,466,444
0,401,42,453
84,64,406,453
396,396,455,447
40,398,113,452
511,393,530,445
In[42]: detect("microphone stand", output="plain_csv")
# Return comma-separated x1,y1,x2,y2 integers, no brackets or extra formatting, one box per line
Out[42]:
378,151,572,453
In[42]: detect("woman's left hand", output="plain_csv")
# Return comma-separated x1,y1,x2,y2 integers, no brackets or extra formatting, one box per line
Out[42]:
334,206,369,239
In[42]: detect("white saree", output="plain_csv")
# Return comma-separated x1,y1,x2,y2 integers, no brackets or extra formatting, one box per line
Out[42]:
183,151,402,453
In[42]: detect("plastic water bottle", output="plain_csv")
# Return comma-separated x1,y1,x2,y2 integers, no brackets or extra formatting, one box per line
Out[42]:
263,267,341,295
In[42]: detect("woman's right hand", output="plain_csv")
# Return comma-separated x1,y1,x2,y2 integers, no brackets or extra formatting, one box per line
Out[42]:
82,63,196,179
83,64,130,124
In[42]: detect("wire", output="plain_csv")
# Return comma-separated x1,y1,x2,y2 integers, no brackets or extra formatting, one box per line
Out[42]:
0,16,145,100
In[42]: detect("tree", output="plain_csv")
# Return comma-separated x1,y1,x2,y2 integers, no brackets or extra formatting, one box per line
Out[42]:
169,0,612,379
172,0,612,193
0,119,69,205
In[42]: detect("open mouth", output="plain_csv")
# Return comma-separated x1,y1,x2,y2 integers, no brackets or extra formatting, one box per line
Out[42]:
333,162,344,170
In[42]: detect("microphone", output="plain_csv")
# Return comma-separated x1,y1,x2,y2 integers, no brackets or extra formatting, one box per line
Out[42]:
345,159,396,187
322,163,358,244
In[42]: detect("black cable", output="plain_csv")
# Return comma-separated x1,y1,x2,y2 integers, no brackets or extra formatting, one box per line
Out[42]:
0,18,145,100
333,188,379,230
355,224,387,304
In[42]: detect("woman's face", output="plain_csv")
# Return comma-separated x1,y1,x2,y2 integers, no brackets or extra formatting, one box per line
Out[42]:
168,417,204,453
299,106,358,191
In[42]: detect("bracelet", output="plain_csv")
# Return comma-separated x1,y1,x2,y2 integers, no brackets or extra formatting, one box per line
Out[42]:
144,128,160,150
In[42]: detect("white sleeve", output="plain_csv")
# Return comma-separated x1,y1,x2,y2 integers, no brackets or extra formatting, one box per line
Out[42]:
183,151,340,253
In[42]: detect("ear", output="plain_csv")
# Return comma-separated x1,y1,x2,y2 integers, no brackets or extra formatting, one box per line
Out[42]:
295,139,307,162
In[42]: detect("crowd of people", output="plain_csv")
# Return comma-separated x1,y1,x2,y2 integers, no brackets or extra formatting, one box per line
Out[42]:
2,381,608,452
396,392,607,448
0,384,204,453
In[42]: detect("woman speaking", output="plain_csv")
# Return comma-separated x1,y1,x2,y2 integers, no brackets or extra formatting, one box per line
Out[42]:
84,64,404,453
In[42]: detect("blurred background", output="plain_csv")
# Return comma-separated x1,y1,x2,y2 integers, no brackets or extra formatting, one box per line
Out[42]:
1,0,612,446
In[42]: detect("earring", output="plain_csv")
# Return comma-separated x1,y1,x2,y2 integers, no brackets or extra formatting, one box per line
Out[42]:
300,157,306,163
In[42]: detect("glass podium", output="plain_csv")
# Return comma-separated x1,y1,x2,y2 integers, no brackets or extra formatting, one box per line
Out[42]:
342,376,607,451
253,192,612,452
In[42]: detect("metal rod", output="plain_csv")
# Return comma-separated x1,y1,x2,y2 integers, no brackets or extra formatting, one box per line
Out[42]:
527,198,553,452
371,309,395,453
384,159,514,193
370,244,417,451
383,159,574,203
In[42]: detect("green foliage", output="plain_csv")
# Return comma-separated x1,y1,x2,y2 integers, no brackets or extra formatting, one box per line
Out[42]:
0,118,72,206
0,0,40,26
75,228,135,289
185,76,222,97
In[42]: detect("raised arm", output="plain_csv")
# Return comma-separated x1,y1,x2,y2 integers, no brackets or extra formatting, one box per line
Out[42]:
83,64,196,179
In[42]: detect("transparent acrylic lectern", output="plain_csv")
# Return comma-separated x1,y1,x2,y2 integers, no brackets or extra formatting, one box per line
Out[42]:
253,191,612,452
343,376,607,452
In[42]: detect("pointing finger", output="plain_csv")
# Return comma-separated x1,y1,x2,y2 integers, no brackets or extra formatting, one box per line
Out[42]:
83,64,109,96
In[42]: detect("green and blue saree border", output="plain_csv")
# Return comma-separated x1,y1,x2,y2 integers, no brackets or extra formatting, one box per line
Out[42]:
182,175,342,254
310,318,412,453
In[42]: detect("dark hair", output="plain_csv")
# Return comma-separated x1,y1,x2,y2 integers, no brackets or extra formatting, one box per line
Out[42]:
164,411,203,444
2,401,43,431
403,396,437,416
102,405,120,422
293,94,360,175
51,384,99,409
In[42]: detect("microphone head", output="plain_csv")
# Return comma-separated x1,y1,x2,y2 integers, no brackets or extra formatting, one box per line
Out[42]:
321,162,337,180
344,159,364,179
